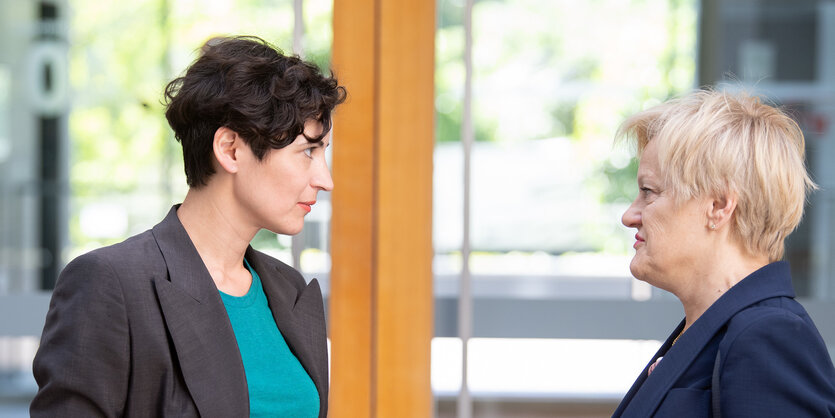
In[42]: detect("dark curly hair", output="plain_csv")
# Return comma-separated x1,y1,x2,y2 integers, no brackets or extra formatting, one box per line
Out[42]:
164,36,347,188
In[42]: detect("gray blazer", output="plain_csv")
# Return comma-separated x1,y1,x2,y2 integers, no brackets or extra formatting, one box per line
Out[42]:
30,206,329,417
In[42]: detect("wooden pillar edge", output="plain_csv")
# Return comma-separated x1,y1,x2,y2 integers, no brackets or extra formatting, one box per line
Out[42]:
330,0,377,416
331,0,435,416
375,0,435,416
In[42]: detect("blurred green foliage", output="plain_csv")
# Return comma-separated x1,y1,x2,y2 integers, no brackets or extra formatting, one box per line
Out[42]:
67,0,326,253
434,0,696,203
68,0,696,256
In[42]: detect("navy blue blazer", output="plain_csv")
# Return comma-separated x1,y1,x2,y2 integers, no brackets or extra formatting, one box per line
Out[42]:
613,262,835,417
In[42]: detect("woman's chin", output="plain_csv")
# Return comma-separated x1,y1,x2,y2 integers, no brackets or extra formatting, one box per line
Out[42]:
266,223,304,236
629,263,657,287
628,259,644,280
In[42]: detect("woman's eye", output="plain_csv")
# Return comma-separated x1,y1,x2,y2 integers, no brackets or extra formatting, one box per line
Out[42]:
304,147,314,158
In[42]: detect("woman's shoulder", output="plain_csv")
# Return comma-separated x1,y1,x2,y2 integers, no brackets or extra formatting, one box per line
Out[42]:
716,297,835,414
58,229,163,288
88,228,159,259
726,296,816,334
721,296,828,357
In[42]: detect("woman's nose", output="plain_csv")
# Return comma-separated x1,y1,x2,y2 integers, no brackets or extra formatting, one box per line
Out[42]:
622,200,641,228
313,158,334,192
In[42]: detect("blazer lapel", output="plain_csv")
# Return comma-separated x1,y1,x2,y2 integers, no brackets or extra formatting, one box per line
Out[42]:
249,249,328,416
618,316,721,417
151,206,249,418
613,321,684,417
616,262,796,417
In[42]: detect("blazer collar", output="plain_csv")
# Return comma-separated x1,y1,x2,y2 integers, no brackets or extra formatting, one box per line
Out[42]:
151,205,249,417
615,261,795,417
151,205,219,303
245,247,329,416
151,205,328,417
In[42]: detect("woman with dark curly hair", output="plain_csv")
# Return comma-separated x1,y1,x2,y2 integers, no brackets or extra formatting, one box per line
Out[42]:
30,36,346,418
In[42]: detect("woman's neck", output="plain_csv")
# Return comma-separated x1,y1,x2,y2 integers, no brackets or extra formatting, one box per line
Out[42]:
676,244,769,333
177,187,258,293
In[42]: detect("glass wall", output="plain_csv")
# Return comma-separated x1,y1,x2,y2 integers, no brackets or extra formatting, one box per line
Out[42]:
434,0,696,299
433,0,835,416
434,0,696,415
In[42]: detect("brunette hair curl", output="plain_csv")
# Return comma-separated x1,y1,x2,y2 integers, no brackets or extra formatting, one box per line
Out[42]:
164,35,347,188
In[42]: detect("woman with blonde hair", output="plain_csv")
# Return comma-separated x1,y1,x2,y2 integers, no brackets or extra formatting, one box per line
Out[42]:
613,89,835,417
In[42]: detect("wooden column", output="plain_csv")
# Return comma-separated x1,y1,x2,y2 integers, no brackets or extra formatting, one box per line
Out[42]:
329,0,435,417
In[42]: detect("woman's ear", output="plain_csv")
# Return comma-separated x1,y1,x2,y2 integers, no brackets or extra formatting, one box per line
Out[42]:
707,191,738,231
213,127,241,174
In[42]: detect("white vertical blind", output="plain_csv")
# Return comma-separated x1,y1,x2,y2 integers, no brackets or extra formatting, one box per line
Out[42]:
292,0,304,56
457,0,474,416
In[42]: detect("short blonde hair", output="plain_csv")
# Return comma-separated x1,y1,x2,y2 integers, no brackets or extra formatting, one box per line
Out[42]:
618,89,817,261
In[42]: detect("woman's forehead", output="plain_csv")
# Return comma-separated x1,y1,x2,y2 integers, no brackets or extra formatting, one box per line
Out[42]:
637,141,661,180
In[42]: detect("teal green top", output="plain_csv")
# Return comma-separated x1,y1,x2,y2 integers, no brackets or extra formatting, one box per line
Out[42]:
220,260,319,418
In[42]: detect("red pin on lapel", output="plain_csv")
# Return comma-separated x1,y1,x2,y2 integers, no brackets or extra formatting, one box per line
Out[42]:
648,356,663,376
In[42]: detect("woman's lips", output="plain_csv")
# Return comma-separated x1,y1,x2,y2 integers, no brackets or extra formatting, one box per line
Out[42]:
633,233,645,249
298,201,315,213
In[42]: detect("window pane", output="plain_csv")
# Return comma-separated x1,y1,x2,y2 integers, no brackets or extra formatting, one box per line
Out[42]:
434,0,698,301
